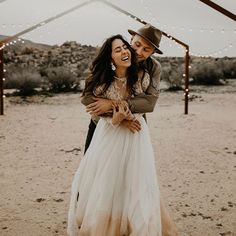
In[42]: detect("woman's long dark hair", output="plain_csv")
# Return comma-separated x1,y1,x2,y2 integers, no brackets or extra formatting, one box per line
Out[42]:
82,34,139,97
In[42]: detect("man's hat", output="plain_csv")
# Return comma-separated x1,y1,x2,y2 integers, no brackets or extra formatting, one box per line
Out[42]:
128,24,163,54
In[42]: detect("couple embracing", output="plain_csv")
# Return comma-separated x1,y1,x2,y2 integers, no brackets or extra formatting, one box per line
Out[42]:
67,24,179,236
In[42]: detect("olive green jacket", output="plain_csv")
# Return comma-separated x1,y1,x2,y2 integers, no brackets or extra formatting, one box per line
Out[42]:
81,56,161,114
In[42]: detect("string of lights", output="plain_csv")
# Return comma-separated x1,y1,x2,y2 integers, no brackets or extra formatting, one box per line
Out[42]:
1,0,235,56
190,39,236,57
139,0,235,57
139,0,235,33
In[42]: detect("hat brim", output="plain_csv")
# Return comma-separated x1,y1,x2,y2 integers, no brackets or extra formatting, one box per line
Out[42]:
128,29,163,55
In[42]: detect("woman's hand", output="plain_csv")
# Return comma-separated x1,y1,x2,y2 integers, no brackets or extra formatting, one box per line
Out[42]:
111,103,129,125
120,119,141,133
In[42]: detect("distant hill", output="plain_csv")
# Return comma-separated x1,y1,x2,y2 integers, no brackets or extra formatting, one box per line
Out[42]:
0,35,52,51
2,35,235,90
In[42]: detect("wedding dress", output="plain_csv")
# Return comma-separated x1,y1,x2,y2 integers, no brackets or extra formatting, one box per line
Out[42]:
67,72,162,236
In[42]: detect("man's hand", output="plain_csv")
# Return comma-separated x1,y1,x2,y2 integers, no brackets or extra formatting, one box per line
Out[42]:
86,97,113,116
120,119,141,133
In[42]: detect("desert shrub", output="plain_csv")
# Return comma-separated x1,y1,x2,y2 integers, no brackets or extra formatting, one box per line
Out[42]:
77,60,90,78
218,59,236,79
190,62,224,85
43,66,78,92
161,63,183,90
21,47,34,55
4,65,42,95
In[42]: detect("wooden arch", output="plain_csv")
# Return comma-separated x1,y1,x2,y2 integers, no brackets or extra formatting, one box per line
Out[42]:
1,0,235,115
0,0,190,115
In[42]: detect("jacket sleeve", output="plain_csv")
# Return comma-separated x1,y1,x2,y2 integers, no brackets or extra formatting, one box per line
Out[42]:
81,91,95,106
128,58,161,113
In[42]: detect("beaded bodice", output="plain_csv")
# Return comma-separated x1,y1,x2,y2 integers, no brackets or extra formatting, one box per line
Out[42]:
93,72,150,100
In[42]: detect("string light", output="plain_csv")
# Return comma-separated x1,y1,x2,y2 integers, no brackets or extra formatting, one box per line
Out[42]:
139,0,235,35
190,40,236,57
0,0,234,57
139,0,235,57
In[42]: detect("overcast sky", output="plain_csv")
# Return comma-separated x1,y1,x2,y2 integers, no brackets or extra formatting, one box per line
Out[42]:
0,0,235,57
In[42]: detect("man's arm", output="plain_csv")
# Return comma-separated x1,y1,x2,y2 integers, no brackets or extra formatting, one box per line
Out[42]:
128,58,161,113
81,91,95,106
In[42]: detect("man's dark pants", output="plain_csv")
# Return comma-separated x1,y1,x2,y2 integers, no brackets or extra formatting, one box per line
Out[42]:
84,119,97,154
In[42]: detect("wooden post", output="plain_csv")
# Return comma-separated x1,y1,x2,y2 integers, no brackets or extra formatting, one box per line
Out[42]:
184,46,190,114
0,46,4,115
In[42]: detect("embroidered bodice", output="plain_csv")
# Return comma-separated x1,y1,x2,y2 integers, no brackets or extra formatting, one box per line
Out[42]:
93,72,150,100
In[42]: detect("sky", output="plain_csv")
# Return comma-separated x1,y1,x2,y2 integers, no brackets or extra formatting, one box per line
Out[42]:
0,0,235,57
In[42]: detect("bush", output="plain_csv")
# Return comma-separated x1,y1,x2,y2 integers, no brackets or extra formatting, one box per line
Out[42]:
21,47,34,55
190,62,224,85
161,63,183,90
4,66,42,96
218,59,236,79
43,66,78,92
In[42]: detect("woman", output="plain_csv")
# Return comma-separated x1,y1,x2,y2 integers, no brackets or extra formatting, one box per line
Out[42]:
67,34,162,236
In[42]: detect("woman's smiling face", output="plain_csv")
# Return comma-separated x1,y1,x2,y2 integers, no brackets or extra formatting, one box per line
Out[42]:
111,38,131,69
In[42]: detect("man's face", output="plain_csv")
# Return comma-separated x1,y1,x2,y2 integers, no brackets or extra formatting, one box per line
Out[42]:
130,34,155,62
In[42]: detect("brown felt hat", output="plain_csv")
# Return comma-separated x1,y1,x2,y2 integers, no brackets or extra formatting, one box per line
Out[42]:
128,24,163,54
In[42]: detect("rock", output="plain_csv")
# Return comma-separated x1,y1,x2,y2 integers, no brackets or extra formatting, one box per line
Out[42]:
181,212,187,217
220,207,228,211
219,231,232,236
53,198,64,202
36,198,46,202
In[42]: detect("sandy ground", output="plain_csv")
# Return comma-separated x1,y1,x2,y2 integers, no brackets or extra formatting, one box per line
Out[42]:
0,83,236,236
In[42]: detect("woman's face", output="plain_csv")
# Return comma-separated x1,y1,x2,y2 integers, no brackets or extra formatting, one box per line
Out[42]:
111,39,131,69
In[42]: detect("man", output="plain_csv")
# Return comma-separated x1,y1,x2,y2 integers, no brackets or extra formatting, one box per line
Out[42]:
81,24,179,236
82,23,162,151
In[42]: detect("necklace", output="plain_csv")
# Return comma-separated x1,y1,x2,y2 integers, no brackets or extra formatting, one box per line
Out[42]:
114,75,127,82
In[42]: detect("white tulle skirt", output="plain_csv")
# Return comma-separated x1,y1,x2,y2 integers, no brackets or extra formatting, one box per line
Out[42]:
67,116,161,236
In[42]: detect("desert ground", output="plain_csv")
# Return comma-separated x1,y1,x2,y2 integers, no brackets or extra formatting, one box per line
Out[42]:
0,82,236,236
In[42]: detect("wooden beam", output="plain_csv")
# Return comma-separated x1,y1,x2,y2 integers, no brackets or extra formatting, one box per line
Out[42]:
199,0,236,21
0,0,96,45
